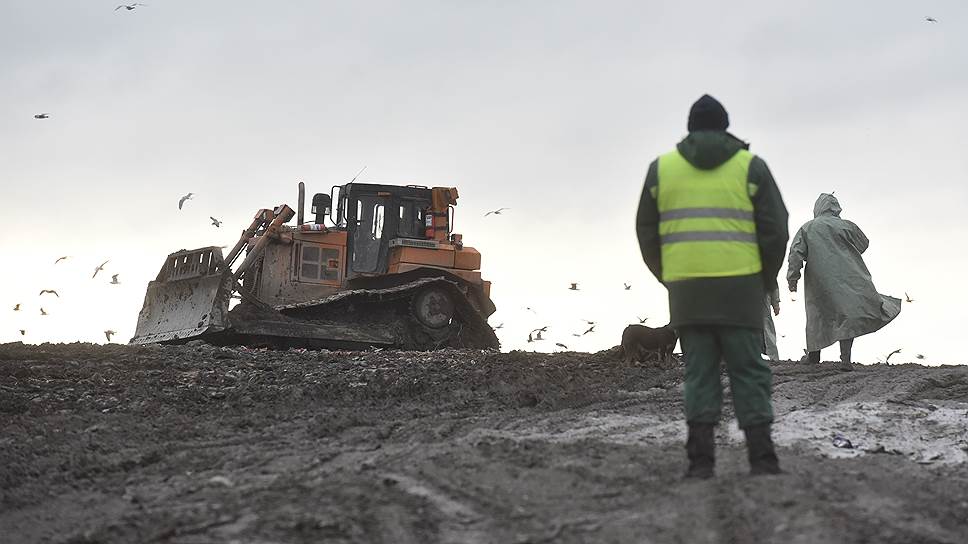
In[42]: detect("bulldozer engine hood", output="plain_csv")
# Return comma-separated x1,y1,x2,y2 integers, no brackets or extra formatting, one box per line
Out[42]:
675,130,750,170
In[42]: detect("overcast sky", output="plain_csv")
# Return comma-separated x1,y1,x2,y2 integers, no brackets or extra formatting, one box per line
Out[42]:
2,1,966,365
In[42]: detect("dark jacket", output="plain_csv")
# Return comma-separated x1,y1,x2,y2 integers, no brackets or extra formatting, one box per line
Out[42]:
636,130,789,329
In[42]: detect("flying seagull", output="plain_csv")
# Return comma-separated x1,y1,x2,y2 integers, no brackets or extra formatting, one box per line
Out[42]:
92,260,109,279
582,325,596,335
624,283,632,290
885,348,902,364
581,319,597,325
210,217,222,228
116,3,147,11
905,292,915,303
19,329,26,336
484,207,509,217
916,354,926,360
925,16,939,23
527,332,534,343
493,323,504,330
555,342,568,350
104,330,117,342
178,192,194,210
54,256,69,264
34,113,50,119
39,289,59,297
13,304,21,311
568,283,579,291
534,330,545,341
110,274,121,285
637,316,648,324
40,307,48,316
531,326,549,333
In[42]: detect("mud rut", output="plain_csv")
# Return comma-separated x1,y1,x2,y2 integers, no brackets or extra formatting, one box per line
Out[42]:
1,342,967,543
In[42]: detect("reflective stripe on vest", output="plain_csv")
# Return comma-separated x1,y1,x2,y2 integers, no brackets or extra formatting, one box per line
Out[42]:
657,149,762,282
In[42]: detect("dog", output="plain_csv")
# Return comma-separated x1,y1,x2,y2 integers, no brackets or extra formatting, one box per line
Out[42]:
621,324,678,363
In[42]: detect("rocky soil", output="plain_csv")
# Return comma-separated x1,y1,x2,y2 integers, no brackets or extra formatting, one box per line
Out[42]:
2,342,967,543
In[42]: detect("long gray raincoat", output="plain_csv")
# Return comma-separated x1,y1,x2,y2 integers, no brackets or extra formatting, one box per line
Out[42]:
786,194,901,352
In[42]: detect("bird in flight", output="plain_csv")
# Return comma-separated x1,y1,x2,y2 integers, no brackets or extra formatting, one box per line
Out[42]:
916,354,925,360
19,329,26,336
484,207,509,217
637,316,648,324
34,113,50,119
905,292,915,303
581,319,596,325
555,342,568,350
525,306,537,314
527,332,534,343
534,330,545,341
531,326,549,333
583,325,596,335
13,303,21,311
178,192,194,210
569,283,579,291
116,3,147,11
110,274,121,285
104,330,117,342
210,217,222,228
884,348,902,364
493,323,504,330
925,16,939,23
92,260,110,279
40,307,48,316
624,283,632,290
54,256,70,264
39,289,59,297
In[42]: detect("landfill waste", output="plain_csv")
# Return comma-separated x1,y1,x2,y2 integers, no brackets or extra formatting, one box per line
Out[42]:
832,432,854,449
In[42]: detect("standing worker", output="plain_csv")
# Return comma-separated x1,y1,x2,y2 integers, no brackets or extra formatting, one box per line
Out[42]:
787,193,901,370
636,95,790,478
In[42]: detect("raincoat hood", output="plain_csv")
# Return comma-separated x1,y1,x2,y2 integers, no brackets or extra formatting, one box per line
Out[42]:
813,193,842,218
676,131,750,170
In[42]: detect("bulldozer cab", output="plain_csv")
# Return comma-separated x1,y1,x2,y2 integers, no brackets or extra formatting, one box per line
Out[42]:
337,183,434,278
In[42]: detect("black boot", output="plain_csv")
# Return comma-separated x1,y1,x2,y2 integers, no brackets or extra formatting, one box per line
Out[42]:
685,422,715,479
745,423,782,475
807,350,821,365
839,339,854,372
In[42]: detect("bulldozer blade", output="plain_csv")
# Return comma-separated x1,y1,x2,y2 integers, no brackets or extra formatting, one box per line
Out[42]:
130,248,234,344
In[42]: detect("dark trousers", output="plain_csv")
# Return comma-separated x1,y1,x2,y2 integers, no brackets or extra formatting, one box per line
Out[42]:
680,325,774,429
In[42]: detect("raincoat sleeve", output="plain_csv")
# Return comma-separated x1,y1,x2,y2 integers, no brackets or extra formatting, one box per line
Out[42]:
748,157,790,291
845,221,870,254
786,227,807,282
636,160,663,282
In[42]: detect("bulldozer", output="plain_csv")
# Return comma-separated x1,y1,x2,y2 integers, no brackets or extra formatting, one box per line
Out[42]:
130,182,499,350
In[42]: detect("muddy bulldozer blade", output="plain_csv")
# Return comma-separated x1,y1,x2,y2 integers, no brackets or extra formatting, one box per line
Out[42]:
130,248,233,345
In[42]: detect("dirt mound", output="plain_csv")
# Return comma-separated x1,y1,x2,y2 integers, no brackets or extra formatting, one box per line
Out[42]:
1,343,967,543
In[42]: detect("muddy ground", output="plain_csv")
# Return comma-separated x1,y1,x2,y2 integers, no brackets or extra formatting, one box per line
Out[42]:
1,342,967,544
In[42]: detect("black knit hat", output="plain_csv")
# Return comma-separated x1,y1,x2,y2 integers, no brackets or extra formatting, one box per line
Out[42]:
687,94,729,132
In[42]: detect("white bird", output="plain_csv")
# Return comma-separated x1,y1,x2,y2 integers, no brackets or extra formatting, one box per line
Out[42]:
40,307,48,316
624,283,632,290
92,260,110,279
39,289,59,297
110,274,121,285
925,16,939,23
582,325,596,335
178,193,194,210
104,330,117,341
13,303,21,311
555,342,568,350
484,207,509,217
34,113,50,119
115,3,147,11
210,217,222,228
54,256,70,264
905,292,915,303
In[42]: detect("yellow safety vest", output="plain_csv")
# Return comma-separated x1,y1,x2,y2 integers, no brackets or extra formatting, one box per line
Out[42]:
653,149,762,282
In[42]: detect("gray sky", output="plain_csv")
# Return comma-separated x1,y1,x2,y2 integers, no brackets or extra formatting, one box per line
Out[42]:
2,1,966,364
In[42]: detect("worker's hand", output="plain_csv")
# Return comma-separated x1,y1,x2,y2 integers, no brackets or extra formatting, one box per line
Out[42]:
788,280,798,293
771,301,781,316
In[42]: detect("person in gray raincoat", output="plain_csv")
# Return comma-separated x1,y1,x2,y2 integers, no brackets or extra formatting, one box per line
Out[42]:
786,193,901,369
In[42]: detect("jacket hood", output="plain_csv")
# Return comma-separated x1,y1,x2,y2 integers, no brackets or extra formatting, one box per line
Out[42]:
676,130,749,170
813,193,842,218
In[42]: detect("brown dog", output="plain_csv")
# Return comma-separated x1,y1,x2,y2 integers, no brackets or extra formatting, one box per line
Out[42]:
621,324,678,363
